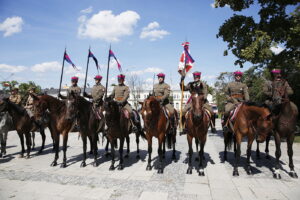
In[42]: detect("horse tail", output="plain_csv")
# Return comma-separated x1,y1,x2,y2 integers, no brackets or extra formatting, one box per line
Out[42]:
224,131,233,150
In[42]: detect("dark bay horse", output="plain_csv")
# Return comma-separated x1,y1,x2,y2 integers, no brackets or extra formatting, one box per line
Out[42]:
140,95,176,174
103,97,132,170
65,92,104,167
185,93,211,176
31,94,74,167
223,102,272,176
0,98,46,158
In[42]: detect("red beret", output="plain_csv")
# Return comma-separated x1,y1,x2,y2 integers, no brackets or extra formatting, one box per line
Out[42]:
94,75,102,80
117,74,125,79
157,73,165,77
271,69,281,74
233,71,243,76
192,71,201,76
71,76,79,81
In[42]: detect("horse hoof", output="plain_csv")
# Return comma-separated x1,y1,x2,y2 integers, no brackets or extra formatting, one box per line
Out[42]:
157,169,163,174
60,163,67,168
212,128,216,133
289,171,298,179
195,157,199,162
124,154,129,159
233,170,239,176
146,165,152,171
198,170,205,176
25,155,30,159
0,153,2,158
246,169,252,175
136,155,140,159
109,165,115,171
80,162,87,168
118,165,124,170
18,154,24,158
273,173,281,179
50,161,57,167
186,168,192,174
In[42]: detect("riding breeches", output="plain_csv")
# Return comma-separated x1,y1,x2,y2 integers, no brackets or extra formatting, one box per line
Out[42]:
224,103,236,116
183,102,213,116
123,103,133,114
164,103,175,116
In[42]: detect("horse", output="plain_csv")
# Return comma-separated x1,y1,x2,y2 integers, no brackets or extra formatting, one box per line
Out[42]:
31,94,75,167
0,98,47,158
185,93,211,176
140,95,176,174
64,92,104,167
0,112,13,157
103,96,134,170
223,102,273,176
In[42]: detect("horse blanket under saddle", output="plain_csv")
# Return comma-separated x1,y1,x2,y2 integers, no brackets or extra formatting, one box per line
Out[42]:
229,103,243,121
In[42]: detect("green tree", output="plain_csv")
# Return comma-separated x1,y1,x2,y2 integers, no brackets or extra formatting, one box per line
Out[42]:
214,72,234,113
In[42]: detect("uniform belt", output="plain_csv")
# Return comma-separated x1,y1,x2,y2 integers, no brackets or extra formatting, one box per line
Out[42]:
155,96,162,99
115,97,124,101
231,94,244,99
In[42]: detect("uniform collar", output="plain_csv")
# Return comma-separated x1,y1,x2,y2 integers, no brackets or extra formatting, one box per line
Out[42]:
118,83,125,86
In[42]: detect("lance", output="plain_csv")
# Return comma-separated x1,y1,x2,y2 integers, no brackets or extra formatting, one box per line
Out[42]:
105,44,111,98
58,48,66,96
152,73,155,95
83,46,91,95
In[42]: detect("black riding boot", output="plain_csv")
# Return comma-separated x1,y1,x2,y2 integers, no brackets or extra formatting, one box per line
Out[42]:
179,116,187,136
130,113,138,132
222,114,229,133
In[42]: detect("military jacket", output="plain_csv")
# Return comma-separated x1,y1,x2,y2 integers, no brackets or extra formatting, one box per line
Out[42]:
25,95,34,109
110,84,130,103
225,81,249,103
9,94,22,105
91,84,106,104
263,79,293,104
153,82,170,104
181,80,208,98
68,85,81,96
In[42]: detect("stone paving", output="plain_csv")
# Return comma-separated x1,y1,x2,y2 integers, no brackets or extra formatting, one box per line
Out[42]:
0,119,300,200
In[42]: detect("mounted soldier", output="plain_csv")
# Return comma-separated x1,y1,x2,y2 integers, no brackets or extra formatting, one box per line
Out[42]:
180,71,213,135
9,87,22,105
83,75,106,108
24,87,37,120
263,69,296,116
153,73,176,131
223,70,249,132
109,74,140,132
58,76,81,99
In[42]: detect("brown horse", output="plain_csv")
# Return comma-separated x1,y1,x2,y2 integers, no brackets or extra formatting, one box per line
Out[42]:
186,93,211,176
223,102,273,176
31,94,75,167
0,98,46,158
140,95,175,174
64,92,104,167
103,97,132,170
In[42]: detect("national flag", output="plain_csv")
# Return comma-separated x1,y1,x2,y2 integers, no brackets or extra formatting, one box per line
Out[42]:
64,52,78,70
89,50,99,70
109,49,122,71
178,42,195,76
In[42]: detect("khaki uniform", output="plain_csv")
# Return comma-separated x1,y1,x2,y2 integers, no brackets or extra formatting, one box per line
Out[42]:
68,85,81,96
180,80,212,115
224,81,249,115
110,84,132,114
24,95,35,118
153,82,174,115
9,94,22,105
91,83,106,107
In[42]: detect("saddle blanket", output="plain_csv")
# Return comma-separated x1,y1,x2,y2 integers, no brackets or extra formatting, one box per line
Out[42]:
229,103,243,121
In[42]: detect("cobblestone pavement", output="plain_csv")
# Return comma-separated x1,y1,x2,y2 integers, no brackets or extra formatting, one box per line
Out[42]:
0,119,300,200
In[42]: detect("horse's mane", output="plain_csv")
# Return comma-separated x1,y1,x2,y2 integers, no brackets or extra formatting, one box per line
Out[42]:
244,101,269,109
40,95,65,113
6,100,26,115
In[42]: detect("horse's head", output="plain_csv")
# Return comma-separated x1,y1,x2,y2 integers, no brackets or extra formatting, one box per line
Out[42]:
191,93,205,120
65,91,78,121
0,98,9,113
31,94,48,125
140,96,160,123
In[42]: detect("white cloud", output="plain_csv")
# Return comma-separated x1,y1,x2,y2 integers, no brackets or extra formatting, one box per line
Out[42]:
140,21,170,41
80,6,93,14
31,61,61,72
0,16,24,37
210,3,216,8
0,63,26,73
271,46,284,55
78,10,140,42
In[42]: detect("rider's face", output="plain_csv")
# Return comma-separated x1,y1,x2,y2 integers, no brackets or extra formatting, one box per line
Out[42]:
158,77,164,83
95,79,100,84
71,81,77,86
274,74,282,81
194,76,200,81
118,78,124,84
235,75,242,81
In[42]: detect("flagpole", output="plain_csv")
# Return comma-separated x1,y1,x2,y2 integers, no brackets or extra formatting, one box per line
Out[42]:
179,74,184,132
83,46,90,95
105,44,111,98
58,48,66,96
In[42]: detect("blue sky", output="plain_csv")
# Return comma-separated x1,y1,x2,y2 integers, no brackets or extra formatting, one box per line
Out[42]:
0,0,289,90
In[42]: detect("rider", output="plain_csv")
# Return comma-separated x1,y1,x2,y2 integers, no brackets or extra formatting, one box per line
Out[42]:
24,87,37,120
153,73,176,131
263,69,295,116
109,74,139,132
223,70,249,132
58,76,81,99
9,87,22,105
180,71,213,135
83,75,106,108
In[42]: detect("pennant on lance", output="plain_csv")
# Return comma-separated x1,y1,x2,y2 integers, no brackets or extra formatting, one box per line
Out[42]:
89,50,100,70
64,52,78,70
178,42,194,76
109,49,122,72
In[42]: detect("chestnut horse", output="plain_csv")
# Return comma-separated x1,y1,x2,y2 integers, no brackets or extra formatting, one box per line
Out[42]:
223,102,272,176
140,95,175,174
186,93,211,176
31,95,75,167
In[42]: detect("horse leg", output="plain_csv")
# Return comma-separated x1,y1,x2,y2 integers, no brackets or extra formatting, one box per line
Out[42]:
80,134,87,167
17,132,25,158
265,134,271,159
3,131,7,156
109,137,115,170
186,134,193,174
124,135,130,158
157,134,164,174
88,135,93,155
105,138,110,157
172,134,176,160
25,132,31,159
38,128,46,154
92,133,98,167
136,132,140,159
256,140,260,159
146,136,152,171
246,137,254,175
118,137,125,170
51,133,59,167
287,134,297,178
273,132,281,179
233,135,241,176
223,131,227,161
195,138,199,161
0,132,4,158
198,139,206,176
60,132,68,168
162,137,166,159
31,132,35,150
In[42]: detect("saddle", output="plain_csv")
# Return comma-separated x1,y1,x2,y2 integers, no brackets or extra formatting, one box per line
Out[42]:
229,103,243,122
92,106,103,120
162,106,169,120
122,109,130,119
